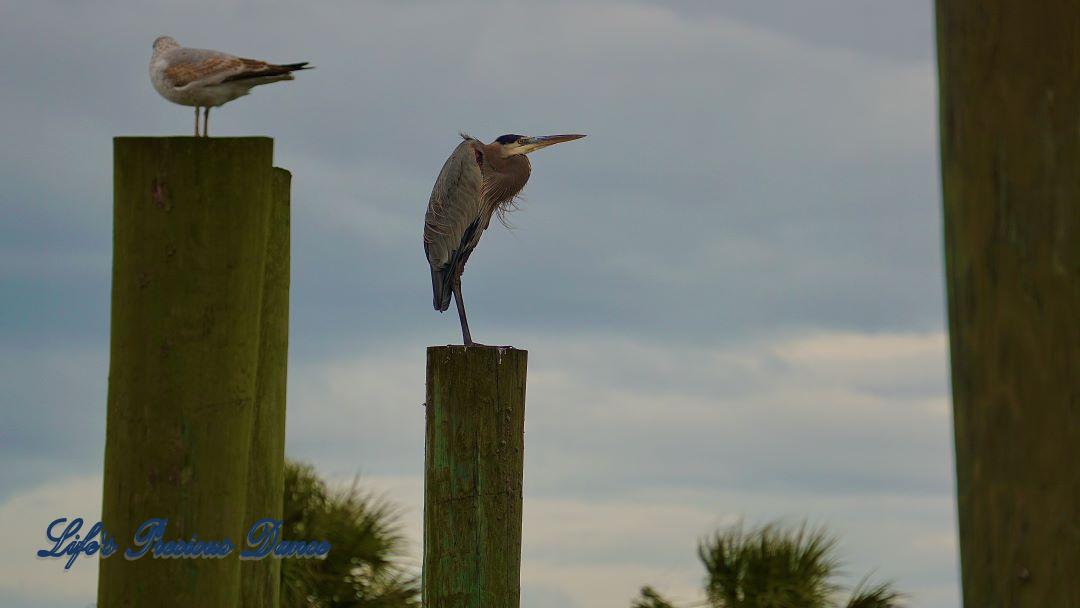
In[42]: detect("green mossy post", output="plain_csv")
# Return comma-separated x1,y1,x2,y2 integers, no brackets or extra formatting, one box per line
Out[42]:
936,3,1080,607
99,138,289,607
240,167,291,607
424,346,528,608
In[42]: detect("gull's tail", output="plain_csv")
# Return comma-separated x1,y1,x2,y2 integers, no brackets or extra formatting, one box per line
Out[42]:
223,61,313,84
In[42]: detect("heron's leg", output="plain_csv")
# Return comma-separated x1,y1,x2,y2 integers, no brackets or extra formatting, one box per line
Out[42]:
203,107,210,137
194,106,200,136
452,278,474,346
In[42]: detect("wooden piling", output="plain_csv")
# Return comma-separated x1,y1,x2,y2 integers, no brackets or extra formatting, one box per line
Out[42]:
936,3,1080,606
99,137,289,607
423,345,528,608
240,167,292,607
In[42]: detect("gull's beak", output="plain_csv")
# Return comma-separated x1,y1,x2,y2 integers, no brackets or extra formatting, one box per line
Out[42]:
511,134,586,155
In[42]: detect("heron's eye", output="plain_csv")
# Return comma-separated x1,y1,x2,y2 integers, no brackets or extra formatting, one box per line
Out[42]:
517,138,527,144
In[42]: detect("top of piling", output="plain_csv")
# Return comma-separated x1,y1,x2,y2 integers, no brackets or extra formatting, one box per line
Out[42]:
114,136,273,142
113,136,277,171
426,345,529,367
427,345,526,355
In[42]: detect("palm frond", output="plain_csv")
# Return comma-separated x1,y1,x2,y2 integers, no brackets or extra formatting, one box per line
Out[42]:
281,460,420,607
632,585,678,608
845,576,904,608
698,520,840,608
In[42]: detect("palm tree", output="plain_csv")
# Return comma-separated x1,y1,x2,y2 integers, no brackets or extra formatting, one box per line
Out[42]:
632,586,678,608
281,460,420,607
633,521,903,608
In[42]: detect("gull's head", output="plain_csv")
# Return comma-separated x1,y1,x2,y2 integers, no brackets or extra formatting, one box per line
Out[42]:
153,36,180,54
492,133,586,157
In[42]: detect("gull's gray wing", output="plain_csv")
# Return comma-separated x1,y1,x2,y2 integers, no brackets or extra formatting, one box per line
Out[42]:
161,47,307,88
424,137,487,311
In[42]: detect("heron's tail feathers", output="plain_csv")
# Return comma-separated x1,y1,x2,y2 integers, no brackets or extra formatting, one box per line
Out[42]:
431,267,453,312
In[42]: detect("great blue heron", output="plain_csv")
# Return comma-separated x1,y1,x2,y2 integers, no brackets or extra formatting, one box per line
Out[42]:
424,132,585,345
149,36,311,136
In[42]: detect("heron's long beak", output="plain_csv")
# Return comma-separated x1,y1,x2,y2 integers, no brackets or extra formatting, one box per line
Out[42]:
513,134,586,155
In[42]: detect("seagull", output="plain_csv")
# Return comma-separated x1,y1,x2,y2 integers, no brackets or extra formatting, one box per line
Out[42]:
149,36,311,137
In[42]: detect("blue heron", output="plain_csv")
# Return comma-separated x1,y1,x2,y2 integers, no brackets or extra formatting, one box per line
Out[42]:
424,133,585,345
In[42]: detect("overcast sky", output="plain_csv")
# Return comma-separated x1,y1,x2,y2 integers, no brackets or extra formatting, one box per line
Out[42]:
0,1,955,606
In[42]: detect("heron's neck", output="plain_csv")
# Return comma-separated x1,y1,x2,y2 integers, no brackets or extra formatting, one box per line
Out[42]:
483,153,531,205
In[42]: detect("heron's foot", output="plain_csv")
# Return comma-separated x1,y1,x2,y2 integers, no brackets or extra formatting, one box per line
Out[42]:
463,340,489,348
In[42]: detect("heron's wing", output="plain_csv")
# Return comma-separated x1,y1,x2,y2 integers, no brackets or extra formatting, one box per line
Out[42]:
161,48,306,88
424,140,485,269
424,139,486,310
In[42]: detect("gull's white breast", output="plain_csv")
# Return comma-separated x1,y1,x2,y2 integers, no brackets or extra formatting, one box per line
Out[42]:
149,51,251,108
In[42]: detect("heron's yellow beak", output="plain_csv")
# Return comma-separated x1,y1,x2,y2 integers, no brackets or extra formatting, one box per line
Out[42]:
513,134,586,155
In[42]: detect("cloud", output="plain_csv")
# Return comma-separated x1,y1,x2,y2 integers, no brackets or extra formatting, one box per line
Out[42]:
0,474,102,607
0,348,106,501
656,0,933,63
0,327,957,607
0,1,953,606
1,0,942,354
287,327,957,607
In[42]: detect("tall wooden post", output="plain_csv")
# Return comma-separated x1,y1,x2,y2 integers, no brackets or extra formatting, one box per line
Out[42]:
423,346,528,608
936,3,1080,607
240,167,291,607
99,137,290,607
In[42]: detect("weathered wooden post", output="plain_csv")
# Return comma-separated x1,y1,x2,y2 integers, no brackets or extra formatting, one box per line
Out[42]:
99,137,290,607
240,167,292,607
423,345,528,607
936,2,1080,606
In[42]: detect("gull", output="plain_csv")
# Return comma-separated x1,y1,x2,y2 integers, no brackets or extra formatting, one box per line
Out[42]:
149,36,310,137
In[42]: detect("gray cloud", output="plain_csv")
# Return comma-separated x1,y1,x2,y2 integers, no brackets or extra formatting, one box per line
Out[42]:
279,328,957,606
0,1,952,606
2,0,942,350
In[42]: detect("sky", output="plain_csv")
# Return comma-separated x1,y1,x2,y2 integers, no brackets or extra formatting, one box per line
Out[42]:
0,1,956,606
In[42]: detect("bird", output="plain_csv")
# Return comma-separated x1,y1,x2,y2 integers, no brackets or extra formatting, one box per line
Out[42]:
424,132,585,346
149,36,310,137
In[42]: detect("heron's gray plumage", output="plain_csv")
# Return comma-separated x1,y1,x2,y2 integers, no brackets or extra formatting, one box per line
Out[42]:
423,132,584,344
424,138,485,311
424,136,532,312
